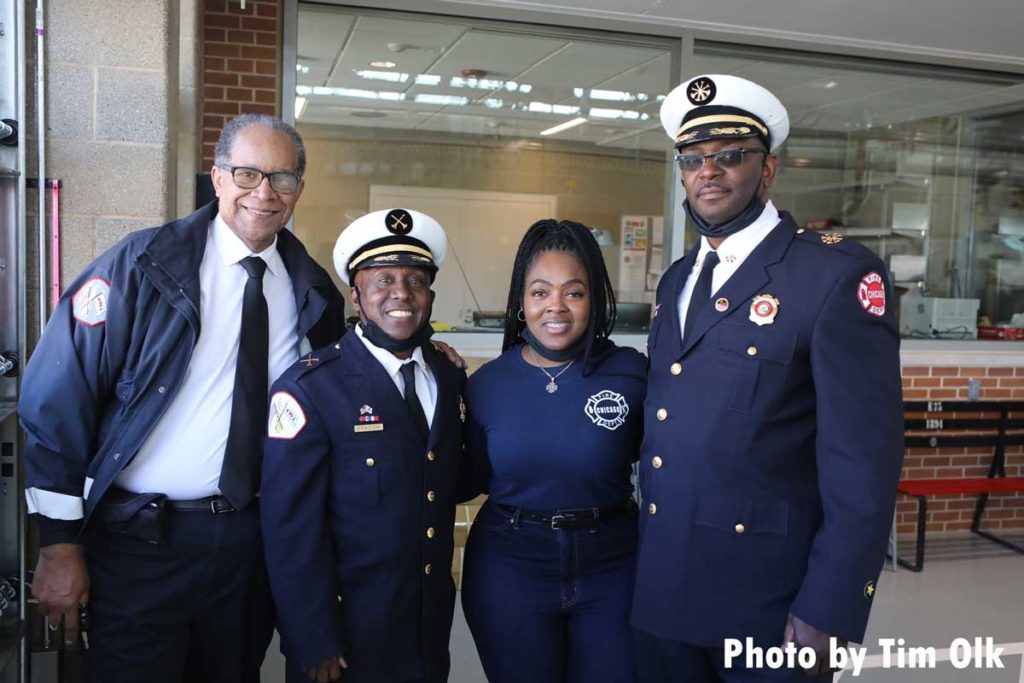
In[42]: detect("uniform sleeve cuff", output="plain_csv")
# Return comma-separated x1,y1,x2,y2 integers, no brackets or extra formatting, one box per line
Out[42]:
33,516,83,546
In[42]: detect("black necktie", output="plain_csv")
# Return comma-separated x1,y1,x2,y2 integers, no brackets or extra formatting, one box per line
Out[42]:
683,250,720,344
400,362,429,443
220,256,269,509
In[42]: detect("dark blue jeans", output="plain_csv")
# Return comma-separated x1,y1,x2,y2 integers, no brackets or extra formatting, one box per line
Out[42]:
462,500,638,683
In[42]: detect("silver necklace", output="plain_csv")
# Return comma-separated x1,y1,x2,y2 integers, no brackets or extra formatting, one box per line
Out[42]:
532,349,575,394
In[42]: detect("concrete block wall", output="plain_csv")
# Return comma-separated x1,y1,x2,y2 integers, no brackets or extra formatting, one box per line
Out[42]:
200,0,281,168
25,0,179,327
897,366,1024,535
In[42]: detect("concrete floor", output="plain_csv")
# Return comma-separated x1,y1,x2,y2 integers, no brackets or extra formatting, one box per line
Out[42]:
263,534,1024,682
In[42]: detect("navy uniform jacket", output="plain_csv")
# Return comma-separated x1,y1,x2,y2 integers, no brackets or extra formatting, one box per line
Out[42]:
19,202,346,546
261,330,468,682
632,211,904,647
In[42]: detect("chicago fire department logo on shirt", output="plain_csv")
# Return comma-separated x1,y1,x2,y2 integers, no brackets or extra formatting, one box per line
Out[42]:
268,391,307,439
72,277,110,326
857,272,886,317
584,390,629,431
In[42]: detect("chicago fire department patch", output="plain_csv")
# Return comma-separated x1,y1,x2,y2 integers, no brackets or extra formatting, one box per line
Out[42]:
72,278,111,326
584,390,629,431
268,391,307,439
857,272,886,317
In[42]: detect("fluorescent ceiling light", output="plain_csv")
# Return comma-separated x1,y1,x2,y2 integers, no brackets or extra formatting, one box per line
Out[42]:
483,99,504,109
369,60,397,69
541,117,587,136
415,74,441,86
355,69,409,83
589,108,648,120
306,86,406,101
415,94,469,106
590,89,636,102
294,96,307,119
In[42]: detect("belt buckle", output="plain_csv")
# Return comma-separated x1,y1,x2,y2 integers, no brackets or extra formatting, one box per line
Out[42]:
210,497,233,514
550,513,566,530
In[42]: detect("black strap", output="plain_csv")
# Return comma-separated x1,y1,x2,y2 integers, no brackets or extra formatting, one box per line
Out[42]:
400,362,429,443
683,250,720,343
219,256,269,510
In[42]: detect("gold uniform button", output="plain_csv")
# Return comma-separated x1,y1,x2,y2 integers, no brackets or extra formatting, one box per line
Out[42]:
746,346,758,356
365,458,375,467
424,564,432,575
670,362,682,376
427,451,436,461
652,456,663,469
796,228,806,234
426,490,436,502
656,408,668,421
648,503,657,515
735,523,746,534
426,527,435,539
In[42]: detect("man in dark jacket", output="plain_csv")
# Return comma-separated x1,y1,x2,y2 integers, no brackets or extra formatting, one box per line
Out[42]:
632,75,904,681
20,114,346,682
261,208,469,683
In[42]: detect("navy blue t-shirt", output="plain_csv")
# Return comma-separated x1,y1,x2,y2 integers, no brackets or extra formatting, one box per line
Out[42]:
465,343,647,510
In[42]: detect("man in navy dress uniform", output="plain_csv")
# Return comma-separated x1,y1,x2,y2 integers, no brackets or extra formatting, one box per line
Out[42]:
260,208,469,683
632,74,904,681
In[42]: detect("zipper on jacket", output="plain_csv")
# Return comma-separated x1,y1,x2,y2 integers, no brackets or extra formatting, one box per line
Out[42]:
180,287,199,318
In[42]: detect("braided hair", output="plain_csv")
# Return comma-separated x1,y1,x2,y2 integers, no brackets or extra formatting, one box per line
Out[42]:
501,219,617,372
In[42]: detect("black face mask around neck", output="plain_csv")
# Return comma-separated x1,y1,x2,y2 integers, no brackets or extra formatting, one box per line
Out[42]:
683,191,766,239
354,286,435,354
522,327,587,363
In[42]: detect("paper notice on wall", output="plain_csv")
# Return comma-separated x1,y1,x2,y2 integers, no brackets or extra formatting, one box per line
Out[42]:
651,217,664,246
620,216,649,292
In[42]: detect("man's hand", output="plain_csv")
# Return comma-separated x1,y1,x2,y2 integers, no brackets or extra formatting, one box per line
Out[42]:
32,543,90,644
431,340,468,369
303,656,348,682
783,612,846,676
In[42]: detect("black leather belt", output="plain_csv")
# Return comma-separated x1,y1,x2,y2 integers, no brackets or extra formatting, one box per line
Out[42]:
165,495,238,514
496,500,636,530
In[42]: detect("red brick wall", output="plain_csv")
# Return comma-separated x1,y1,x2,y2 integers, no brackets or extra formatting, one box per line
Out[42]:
897,366,1024,536
201,0,282,168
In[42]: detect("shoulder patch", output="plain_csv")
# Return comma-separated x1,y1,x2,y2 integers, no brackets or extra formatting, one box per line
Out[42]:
72,278,111,326
267,391,307,440
857,271,886,317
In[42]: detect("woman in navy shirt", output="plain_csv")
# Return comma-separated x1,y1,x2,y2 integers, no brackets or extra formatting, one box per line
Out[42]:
461,219,645,683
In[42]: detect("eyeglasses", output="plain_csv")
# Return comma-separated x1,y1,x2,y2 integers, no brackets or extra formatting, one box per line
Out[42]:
218,165,301,194
674,148,766,173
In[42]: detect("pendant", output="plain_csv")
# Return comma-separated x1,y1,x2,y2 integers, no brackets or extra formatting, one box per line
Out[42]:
546,380,559,394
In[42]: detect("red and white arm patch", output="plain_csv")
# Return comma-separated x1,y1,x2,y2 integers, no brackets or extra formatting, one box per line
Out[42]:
267,391,307,440
857,271,886,317
72,278,111,326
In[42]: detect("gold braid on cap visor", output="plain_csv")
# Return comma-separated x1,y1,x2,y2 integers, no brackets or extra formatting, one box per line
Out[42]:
348,243,434,270
675,114,769,142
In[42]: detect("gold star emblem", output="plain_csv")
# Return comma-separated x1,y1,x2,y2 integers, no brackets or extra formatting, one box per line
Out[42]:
821,232,844,245
864,580,876,598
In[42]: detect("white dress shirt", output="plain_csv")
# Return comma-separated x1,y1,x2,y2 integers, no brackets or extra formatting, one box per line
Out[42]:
117,215,299,498
677,200,781,339
355,324,437,428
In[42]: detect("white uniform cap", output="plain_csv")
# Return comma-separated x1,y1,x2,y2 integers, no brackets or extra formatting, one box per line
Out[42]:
333,208,448,286
659,74,789,152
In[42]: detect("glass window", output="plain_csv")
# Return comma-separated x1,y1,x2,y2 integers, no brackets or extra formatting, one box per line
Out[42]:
691,43,1024,340
293,5,678,332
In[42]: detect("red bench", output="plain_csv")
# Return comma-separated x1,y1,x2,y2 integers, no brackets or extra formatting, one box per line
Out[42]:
894,400,1024,572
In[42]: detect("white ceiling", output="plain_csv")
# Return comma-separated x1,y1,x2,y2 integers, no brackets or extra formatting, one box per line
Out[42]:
295,4,1024,152
432,0,1024,66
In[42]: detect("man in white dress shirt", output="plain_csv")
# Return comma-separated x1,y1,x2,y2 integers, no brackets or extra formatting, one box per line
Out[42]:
20,114,347,682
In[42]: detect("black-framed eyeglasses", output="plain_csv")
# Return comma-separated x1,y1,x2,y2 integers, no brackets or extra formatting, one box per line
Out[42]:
674,148,766,173
218,165,301,194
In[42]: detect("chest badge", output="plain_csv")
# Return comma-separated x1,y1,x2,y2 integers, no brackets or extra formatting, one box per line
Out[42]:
715,297,730,313
749,294,780,326
584,390,630,431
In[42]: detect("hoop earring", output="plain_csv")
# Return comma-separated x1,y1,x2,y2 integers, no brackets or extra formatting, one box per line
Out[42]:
517,309,525,322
